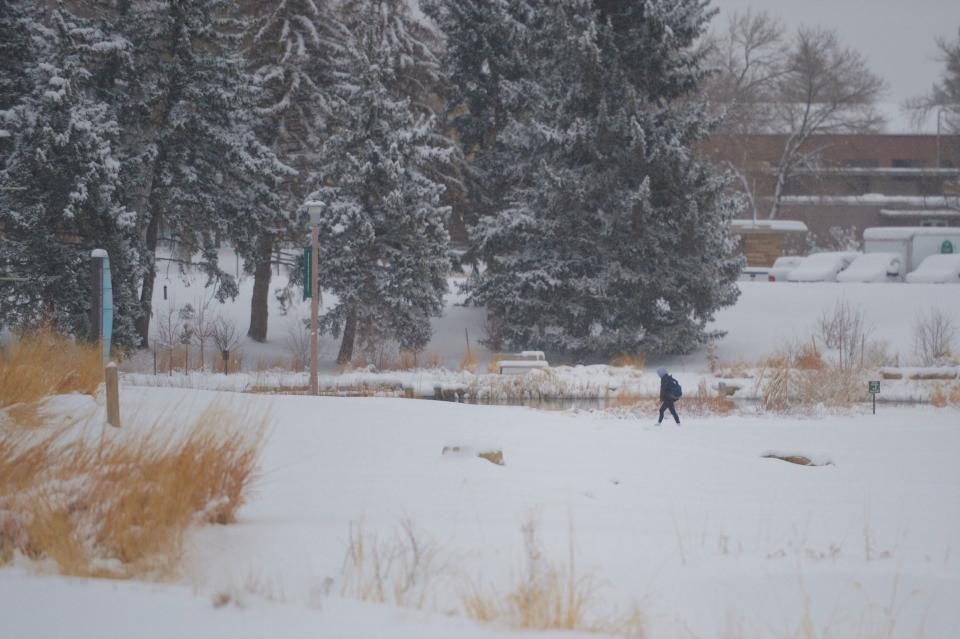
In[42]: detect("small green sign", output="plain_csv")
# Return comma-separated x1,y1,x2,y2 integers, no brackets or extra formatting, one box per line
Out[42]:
942,239,954,254
868,380,880,394
303,245,312,300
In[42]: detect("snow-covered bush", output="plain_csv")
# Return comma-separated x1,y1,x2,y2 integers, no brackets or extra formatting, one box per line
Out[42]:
913,307,957,366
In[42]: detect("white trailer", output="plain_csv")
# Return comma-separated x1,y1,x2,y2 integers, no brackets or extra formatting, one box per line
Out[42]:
862,227,960,272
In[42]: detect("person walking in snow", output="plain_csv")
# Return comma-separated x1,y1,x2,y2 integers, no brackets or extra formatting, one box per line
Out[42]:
656,367,681,426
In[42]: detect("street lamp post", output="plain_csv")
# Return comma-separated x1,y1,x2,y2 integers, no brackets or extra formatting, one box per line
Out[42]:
305,201,324,396
937,107,945,169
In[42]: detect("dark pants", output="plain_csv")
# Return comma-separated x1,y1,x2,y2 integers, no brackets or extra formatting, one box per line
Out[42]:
659,400,680,424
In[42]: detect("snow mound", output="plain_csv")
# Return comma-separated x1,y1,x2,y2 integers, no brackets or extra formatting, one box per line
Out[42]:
787,252,859,282
836,252,903,283
905,254,960,283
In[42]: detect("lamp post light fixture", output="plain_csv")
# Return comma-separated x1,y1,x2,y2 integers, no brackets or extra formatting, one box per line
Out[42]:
305,201,324,396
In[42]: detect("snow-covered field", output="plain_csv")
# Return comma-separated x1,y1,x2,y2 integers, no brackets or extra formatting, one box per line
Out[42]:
4,252,960,638
3,388,959,637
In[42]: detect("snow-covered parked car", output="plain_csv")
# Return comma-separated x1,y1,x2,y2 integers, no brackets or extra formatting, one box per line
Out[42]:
786,251,859,282
767,256,805,282
835,252,903,283
904,254,960,283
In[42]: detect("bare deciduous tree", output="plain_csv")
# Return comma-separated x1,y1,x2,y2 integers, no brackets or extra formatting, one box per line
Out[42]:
212,316,240,356
906,27,960,137
190,296,216,372
705,15,885,219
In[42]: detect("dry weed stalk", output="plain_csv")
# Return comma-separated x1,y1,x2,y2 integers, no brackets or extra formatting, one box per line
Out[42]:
340,518,443,609
0,403,266,577
462,517,646,637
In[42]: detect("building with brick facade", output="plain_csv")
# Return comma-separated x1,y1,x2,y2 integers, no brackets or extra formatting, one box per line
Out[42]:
702,129,960,265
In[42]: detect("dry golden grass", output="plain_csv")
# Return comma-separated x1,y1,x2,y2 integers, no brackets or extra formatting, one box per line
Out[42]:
487,357,502,374
254,356,289,372
425,352,443,369
681,380,736,416
462,518,646,636
714,359,754,379
459,349,478,373
0,403,266,578
757,346,865,412
609,353,646,369
794,343,826,371
612,391,656,409
930,384,948,407
0,328,103,418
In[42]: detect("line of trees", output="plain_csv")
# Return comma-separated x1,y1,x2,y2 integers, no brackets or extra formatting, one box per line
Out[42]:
3,0,773,360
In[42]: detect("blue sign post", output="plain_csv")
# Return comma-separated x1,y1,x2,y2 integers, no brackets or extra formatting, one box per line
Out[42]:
90,249,113,365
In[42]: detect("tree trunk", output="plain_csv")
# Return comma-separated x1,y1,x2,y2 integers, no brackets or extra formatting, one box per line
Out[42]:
336,307,357,365
135,211,161,348
247,234,273,342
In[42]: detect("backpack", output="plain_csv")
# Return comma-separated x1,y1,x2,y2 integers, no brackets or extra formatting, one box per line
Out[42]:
666,375,683,399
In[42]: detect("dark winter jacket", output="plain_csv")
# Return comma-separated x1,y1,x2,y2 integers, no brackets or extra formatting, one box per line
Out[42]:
660,374,678,402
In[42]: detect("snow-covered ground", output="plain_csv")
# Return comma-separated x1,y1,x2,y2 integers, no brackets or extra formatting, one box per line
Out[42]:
3,388,959,637
132,249,960,376
4,251,959,637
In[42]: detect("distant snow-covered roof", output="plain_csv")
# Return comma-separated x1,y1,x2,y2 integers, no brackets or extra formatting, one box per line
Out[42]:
880,208,960,218
864,226,960,240
730,219,808,233
782,194,959,206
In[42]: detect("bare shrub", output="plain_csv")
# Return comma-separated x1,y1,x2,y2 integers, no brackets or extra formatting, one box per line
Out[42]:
913,308,956,366
341,518,444,609
816,300,871,370
284,319,310,372
190,297,216,372
154,303,180,368
863,338,898,369
706,338,719,374
212,316,240,354
0,403,266,577
682,379,736,416
212,316,240,373
425,352,443,369
757,341,864,412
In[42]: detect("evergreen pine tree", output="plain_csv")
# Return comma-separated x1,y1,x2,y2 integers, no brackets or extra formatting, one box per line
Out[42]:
309,0,452,364
108,0,287,347
466,0,742,357
0,4,142,346
421,0,535,230
240,0,350,342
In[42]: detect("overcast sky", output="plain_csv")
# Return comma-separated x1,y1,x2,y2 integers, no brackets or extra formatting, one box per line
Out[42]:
709,0,960,107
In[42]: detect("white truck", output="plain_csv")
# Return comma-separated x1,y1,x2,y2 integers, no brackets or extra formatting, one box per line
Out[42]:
863,227,960,273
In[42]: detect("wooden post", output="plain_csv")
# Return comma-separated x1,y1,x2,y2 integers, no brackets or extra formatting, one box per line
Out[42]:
105,362,120,428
